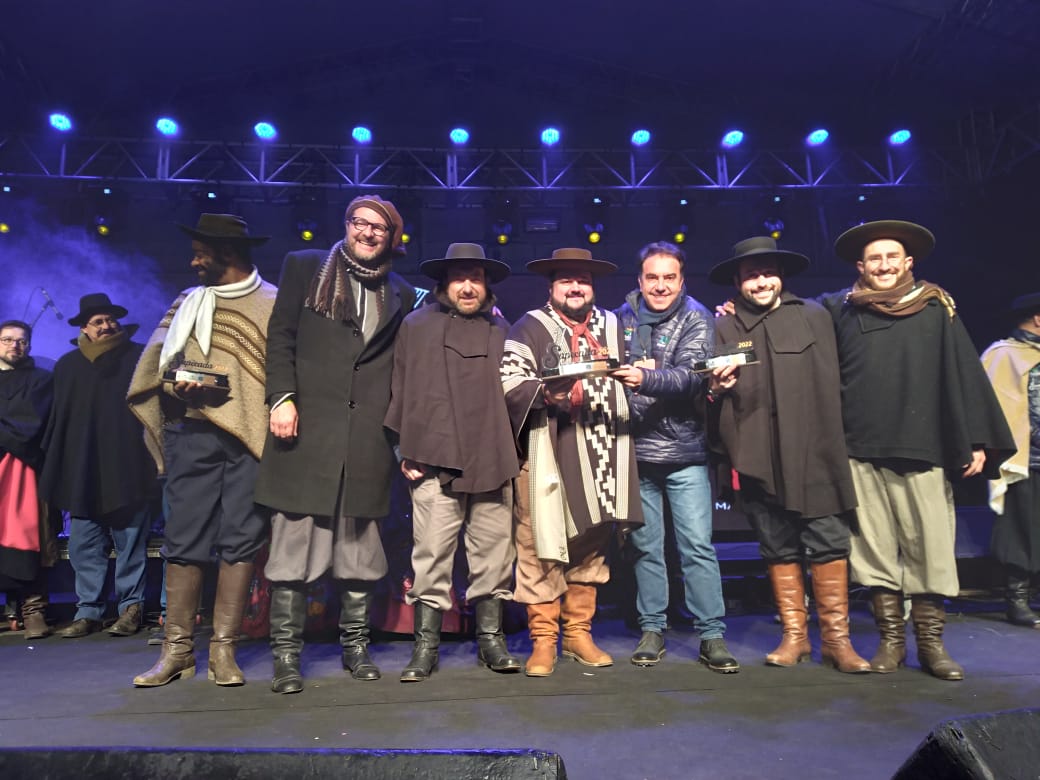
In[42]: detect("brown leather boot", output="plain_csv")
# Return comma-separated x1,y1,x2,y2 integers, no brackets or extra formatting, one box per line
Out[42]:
525,600,560,677
910,595,964,681
869,588,906,673
21,591,51,640
810,559,871,673
208,560,254,686
561,584,612,667
133,563,203,687
765,562,811,666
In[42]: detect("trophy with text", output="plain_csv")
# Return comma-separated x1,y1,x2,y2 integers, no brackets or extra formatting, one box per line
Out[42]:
162,355,231,392
540,343,620,380
692,340,759,373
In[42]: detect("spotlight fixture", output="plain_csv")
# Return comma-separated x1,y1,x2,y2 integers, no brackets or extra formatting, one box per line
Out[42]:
763,218,784,241
352,126,373,144
721,130,744,148
449,127,470,145
49,113,73,132
296,220,317,242
672,226,687,244
156,117,180,137
584,223,604,244
631,129,651,147
806,128,829,146
888,129,911,146
492,221,513,246
540,127,561,147
0,223,10,234
254,122,278,141
93,216,111,237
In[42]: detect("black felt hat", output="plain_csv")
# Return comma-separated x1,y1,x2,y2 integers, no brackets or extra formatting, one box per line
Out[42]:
419,243,511,284
834,220,934,264
68,292,128,326
708,236,810,285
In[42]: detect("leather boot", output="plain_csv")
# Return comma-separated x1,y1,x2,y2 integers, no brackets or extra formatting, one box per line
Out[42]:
765,562,811,666
400,602,442,682
525,600,560,677
474,598,521,673
810,559,871,673
21,590,51,640
910,595,964,681
269,586,306,694
340,585,381,681
869,588,906,673
561,583,612,667
207,560,253,686
1005,569,1040,628
134,563,203,687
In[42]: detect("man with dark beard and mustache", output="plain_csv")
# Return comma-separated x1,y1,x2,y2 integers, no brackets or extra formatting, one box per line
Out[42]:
501,248,642,677
255,195,416,694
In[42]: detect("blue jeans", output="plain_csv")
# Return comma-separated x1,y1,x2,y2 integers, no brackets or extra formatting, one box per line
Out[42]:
629,462,726,639
68,503,151,621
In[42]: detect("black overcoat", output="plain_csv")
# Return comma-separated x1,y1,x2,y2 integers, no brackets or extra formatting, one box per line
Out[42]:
254,250,416,518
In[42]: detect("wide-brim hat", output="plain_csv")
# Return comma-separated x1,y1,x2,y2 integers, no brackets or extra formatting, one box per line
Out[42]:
419,242,511,284
177,213,270,246
526,247,617,277
1010,292,1040,319
68,292,129,326
834,219,934,264
708,236,810,285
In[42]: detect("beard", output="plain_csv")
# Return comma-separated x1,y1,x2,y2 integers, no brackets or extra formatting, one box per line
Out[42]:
554,292,596,321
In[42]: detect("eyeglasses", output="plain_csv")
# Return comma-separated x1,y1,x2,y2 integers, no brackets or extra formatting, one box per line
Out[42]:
86,317,119,329
0,337,28,347
346,216,390,237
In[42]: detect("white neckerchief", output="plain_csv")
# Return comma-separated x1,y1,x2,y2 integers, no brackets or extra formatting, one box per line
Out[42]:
159,268,262,371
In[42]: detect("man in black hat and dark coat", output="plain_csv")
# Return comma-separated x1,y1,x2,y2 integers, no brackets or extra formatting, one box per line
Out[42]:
256,195,416,695
981,291,1040,628
385,242,521,682
706,237,870,675
41,294,157,640
820,219,1014,680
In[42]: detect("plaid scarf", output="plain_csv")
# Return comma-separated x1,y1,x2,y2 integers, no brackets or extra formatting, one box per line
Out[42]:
847,274,957,320
305,239,391,322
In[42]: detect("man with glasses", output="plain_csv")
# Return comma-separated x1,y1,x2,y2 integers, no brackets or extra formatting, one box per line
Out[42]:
256,195,416,694
38,294,157,640
0,320,55,639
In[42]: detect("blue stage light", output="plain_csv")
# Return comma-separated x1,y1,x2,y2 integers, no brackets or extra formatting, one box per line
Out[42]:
806,129,829,146
449,127,470,145
888,129,911,145
352,126,373,144
207,191,217,200
631,129,651,147
156,117,179,137
49,113,73,132
254,122,277,140
540,127,560,147
721,130,744,148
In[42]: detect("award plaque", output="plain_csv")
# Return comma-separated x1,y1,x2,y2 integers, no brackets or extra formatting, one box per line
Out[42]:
162,358,231,392
692,340,759,373
540,343,620,379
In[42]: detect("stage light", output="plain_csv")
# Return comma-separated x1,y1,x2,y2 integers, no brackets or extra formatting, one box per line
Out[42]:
888,129,911,146
763,218,784,241
103,187,112,195
673,227,687,244
631,129,651,147
94,216,111,237
207,191,217,200
592,196,603,205
721,130,744,148
806,129,829,146
679,198,688,206
773,195,782,203
540,127,560,147
0,223,10,234
2,186,11,193
254,122,278,141
352,126,373,144
449,127,470,145
49,113,73,132
858,194,867,202
492,221,513,246
585,224,603,244
156,117,180,137
296,220,317,242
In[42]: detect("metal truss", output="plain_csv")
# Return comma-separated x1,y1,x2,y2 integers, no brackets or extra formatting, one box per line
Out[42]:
0,129,1032,203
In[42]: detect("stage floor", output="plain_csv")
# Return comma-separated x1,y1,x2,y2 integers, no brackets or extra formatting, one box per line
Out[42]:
2,604,1038,779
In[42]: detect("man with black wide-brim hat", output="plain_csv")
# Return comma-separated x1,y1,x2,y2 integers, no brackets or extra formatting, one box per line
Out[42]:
129,213,278,688
819,219,1014,681
385,242,520,681
981,292,1040,629
500,247,643,676
707,237,870,674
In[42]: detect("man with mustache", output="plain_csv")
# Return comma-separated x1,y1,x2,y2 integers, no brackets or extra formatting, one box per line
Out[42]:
256,195,416,694
41,294,157,640
385,243,520,681
501,247,642,676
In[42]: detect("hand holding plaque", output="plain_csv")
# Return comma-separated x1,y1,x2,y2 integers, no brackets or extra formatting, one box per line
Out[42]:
692,340,759,373
162,357,231,392
539,343,620,380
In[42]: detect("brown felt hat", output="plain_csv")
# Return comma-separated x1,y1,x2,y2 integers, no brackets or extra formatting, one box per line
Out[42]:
526,247,617,277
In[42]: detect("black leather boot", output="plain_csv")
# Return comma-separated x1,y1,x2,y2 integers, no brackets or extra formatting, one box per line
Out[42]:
400,602,442,682
1005,569,1040,628
339,585,381,681
270,586,306,694
910,595,964,681
474,598,521,673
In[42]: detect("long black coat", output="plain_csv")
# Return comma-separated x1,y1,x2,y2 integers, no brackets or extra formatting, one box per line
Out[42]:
39,336,156,517
0,359,52,470
254,250,416,518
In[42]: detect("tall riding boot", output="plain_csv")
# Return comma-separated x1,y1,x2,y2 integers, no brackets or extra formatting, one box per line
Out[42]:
525,600,560,677
1005,568,1040,628
21,570,51,640
474,598,521,673
561,583,612,667
269,586,306,694
765,562,811,666
810,559,871,673
134,563,203,687
910,595,964,681
400,602,442,682
869,588,906,673
340,585,381,680
207,560,254,685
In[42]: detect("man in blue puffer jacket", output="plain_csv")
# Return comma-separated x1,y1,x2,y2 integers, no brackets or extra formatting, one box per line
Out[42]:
613,241,738,673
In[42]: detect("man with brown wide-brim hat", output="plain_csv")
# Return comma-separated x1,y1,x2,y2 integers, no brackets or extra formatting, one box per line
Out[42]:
501,246,642,676
386,242,520,682
981,291,1040,629
817,219,1014,681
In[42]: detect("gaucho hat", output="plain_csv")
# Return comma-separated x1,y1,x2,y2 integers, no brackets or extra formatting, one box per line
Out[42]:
708,236,810,285
68,292,129,326
177,213,270,245
834,219,934,264
419,242,512,284
526,247,617,277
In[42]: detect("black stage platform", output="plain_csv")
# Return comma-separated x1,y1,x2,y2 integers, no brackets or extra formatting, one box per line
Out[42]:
2,602,1038,779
